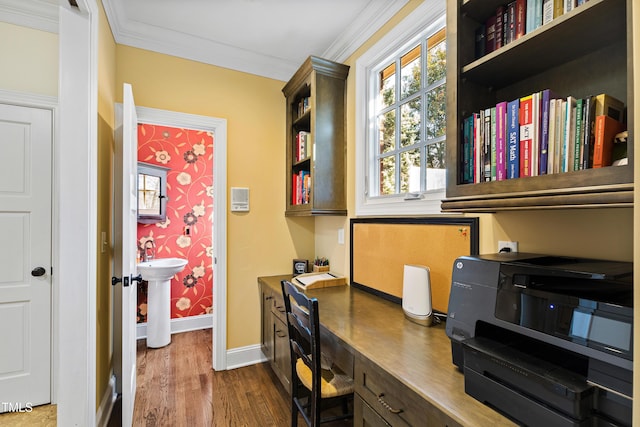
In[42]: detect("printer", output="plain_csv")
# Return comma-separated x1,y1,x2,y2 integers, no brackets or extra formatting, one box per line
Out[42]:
446,253,633,427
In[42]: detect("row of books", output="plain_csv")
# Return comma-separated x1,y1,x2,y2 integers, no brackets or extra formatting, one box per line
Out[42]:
294,131,311,163
461,92,626,184
476,0,591,59
292,171,311,205
297,97,311,118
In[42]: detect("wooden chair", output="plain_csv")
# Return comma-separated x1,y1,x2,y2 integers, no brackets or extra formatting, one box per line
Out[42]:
281,280,354,427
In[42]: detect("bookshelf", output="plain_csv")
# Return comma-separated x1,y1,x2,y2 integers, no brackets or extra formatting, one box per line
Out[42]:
443,0,633,211
282,56,349,216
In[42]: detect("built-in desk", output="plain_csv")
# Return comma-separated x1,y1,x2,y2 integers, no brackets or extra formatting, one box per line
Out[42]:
258,275,516,427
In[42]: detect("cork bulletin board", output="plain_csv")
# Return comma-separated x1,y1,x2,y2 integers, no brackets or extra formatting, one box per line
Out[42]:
350,217,479,314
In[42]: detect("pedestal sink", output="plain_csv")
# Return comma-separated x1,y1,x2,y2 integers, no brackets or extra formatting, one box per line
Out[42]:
137,257,188,348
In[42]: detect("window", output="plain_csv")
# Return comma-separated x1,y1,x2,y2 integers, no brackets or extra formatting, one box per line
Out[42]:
356,1,446,215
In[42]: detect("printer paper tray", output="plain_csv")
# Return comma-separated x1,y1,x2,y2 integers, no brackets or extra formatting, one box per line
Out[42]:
462,336,594,423
464,367,591,427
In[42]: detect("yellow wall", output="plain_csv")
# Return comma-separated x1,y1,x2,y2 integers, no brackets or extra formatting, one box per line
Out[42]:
96,1,117,408
0,22,57,96
115,47,315,348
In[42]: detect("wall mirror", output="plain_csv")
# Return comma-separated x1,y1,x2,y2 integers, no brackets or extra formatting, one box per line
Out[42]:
138,162,169,223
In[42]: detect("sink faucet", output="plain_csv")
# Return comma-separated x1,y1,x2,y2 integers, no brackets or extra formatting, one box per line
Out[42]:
141,240,156,262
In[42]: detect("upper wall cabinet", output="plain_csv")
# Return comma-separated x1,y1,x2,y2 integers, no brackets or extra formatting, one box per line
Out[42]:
442,0,633,212
283,56,349,216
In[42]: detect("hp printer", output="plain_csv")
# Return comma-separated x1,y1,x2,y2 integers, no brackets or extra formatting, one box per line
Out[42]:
446,253,633,427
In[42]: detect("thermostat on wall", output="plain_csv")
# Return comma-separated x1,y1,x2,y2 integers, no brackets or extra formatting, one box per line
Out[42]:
230,187,249,212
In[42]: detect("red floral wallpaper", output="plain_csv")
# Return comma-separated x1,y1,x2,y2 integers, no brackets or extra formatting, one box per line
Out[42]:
136,123,214,323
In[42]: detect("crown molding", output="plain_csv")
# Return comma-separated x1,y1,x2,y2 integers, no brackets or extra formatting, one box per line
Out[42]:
323,0,409,63
0,0,58,33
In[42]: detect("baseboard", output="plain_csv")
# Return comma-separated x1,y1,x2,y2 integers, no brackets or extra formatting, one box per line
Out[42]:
96,374,117,427
225,344,268,370
136,313,213,340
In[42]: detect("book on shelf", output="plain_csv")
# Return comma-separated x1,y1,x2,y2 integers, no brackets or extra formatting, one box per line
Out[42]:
547,97,557,174
563,96,577,173
540,89,558,175
462,115,473,184
475,24,486,58
593,93,625,122
542,0,554,25
573,98,584,171
295,131,311,162
490,107,497,180
593,115,625,168
474,112,482,183
495,5,505,50
483,109,492,181
526,0,543,34
519,94,534,177
292,170,311,205
581,96,595,170
297,97,311,117
485,15,497,54
507,98,520,179
496,101,508,181
506,2,516,44
515,0,527,40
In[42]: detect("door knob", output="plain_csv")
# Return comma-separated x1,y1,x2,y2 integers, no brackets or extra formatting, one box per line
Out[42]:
31,267,46,277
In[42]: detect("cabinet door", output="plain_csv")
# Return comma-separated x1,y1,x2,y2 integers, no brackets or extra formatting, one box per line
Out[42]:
260,288,274,360
273,315,291,393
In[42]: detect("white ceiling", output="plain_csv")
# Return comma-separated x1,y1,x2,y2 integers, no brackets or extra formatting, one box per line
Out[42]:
1,0,409,81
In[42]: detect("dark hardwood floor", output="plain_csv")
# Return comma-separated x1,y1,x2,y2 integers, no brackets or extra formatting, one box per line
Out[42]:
120,329,290,426
109,329,351,426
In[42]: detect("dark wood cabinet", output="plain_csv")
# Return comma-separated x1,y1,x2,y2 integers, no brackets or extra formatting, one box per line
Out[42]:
443,0,633,212
259,281,291,392
282,56,349,216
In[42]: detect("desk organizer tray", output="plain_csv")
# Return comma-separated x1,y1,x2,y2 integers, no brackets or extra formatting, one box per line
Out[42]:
293,272,346,290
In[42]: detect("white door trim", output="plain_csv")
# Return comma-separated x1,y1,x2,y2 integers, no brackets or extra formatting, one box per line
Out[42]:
135,106,228,371
57,0,98,426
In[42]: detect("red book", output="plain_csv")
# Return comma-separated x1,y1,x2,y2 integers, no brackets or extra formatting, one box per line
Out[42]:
495,6,505,49
485,15,497,54
519,94,533,177
515,0,526,39
593,115,625,168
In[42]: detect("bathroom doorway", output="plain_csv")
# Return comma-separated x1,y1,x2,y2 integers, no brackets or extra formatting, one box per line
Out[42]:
134,107,227,370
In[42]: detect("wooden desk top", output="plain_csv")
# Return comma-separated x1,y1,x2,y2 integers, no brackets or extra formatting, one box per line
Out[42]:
258,275,516,427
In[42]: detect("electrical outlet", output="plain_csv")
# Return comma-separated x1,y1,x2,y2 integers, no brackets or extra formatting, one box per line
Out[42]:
498,240,518,253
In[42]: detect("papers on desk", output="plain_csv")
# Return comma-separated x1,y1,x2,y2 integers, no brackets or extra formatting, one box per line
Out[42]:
293,272,346,290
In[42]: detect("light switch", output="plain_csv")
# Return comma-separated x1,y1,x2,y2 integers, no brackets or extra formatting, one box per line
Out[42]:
338,228,344,245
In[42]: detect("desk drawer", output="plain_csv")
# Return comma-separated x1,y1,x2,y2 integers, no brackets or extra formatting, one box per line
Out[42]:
354,355,462,427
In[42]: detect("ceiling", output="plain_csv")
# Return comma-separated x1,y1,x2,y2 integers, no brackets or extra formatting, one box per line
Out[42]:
1,0,409,81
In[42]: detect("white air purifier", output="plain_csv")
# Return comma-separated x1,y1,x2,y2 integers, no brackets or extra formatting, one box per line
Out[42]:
402,264,432,326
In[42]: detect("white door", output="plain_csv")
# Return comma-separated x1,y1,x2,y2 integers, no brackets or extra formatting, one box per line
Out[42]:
113,83,139,427
0,104,52,411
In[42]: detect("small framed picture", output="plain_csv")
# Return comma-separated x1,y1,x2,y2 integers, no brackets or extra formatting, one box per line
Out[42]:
292,259,308,276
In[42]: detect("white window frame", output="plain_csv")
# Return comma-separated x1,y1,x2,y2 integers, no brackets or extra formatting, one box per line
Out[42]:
355,0,446,216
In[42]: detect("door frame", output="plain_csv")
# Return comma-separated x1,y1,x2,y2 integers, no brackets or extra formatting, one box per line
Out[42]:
57,1,98,426
135,106,228,371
